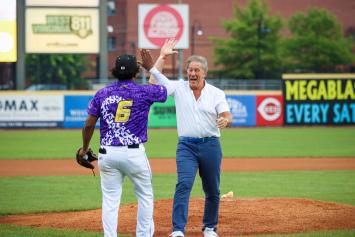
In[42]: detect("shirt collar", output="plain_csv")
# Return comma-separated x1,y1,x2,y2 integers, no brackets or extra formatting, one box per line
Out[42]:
112,80,136,87
186,79,208,91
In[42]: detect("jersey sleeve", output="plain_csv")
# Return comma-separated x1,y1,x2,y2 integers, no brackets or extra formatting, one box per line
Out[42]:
87,94,100,117
146,84,168,103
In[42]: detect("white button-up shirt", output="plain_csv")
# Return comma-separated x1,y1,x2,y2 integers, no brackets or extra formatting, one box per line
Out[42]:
150,67,230,138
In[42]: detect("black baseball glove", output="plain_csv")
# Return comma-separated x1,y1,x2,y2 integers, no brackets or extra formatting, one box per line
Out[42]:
76,148,98,170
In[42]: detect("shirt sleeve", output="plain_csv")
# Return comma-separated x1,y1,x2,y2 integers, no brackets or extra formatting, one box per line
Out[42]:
149,67,176,96
87,94,100,117
216,90,230,114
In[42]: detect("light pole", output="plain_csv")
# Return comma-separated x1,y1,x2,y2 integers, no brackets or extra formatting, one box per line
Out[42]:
256,16,270,79
191,20,203,55
256,17,262,79
99,0,108,83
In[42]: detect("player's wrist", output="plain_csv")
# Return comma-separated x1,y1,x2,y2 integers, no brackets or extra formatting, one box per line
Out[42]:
149,67,158,74
159,55,167,60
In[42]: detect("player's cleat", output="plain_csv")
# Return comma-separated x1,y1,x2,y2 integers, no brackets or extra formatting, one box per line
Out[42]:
169,230,184,237
203,227,218,237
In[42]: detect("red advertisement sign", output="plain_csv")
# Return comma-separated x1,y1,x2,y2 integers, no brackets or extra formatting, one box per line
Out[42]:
139,4,188,49
256,95,283,126
143,5,184,47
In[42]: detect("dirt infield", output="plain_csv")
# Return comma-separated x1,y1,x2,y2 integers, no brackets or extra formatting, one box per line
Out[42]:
1,158,355,236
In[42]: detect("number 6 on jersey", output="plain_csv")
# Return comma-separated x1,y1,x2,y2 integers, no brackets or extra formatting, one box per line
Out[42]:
115,100,133,123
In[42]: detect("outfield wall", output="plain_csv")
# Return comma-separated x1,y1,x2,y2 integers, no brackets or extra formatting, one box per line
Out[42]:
0,90,284,128
2,79,353,128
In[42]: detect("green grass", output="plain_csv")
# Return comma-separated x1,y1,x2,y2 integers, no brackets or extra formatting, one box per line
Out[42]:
1,170,354,215
0,176,101,215
251,229,355,237
0,127,354,159
0,224,353,237
0,224,105,237
220,171,355,205
0,129,86,160
219,127,355,157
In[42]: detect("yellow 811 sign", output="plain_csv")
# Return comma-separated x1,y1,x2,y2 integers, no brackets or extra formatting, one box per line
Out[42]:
70,16,93,38
26,8,99,53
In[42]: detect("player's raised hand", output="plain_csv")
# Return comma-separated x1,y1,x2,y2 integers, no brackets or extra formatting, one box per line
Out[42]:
160,38,178,58
139,49,155,71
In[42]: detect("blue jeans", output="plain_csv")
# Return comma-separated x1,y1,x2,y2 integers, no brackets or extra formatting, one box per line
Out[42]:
172,136,222,233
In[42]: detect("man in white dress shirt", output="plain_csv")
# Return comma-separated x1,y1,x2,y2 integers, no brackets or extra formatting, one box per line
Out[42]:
140,40,232,237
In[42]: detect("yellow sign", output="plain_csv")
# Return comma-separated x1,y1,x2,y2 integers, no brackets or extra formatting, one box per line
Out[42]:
0,0,16,62
282,73,355,125
0,20,17,62
284,79,355,101
26,8,99,53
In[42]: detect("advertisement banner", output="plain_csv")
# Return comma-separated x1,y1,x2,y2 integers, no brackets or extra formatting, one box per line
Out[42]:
256,95,283,126
64,95,99,128
226,95,256,126
282,74,355,125
0,0,16,62
0,94,64,128
138,4,189,49
26,8,99,53
148,96,176,127
26,0,99,7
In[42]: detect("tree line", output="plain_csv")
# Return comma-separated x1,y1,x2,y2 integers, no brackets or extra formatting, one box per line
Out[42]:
212,0,354,79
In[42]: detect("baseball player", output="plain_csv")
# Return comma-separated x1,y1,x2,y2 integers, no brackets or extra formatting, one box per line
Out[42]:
77,54,168,237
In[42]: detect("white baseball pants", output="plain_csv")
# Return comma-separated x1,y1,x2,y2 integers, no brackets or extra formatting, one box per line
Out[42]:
98,145,154,237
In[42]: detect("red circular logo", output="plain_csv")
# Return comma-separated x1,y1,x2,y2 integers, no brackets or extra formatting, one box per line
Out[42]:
143,5,184,47
264,102,280,116
257,97,282,121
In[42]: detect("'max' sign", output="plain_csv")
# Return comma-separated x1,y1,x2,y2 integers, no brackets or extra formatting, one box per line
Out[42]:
282,75,355,125
0,100,38,111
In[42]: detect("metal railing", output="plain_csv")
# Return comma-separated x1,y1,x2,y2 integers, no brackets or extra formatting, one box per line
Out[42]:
90,78,282,91
206,78,282,90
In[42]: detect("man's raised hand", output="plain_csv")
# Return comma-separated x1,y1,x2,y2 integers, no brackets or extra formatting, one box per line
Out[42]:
160,38,178,58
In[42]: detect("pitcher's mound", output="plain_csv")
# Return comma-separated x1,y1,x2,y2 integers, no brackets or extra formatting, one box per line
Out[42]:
1,198,355,236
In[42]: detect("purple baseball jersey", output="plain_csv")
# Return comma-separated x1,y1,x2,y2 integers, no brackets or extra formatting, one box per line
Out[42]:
87,80,167,146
